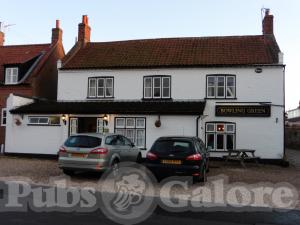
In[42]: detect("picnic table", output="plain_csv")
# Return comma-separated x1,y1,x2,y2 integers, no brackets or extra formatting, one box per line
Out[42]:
223,149,260,168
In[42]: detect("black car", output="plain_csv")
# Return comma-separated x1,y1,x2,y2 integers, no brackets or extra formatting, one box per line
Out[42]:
145,136,209,183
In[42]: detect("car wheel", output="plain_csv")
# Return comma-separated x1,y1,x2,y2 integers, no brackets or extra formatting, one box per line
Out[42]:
193,165,207,184
136,153,142,163
63,169,74,176
111,159,119,177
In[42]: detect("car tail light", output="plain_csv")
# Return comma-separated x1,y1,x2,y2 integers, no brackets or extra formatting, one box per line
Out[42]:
90,148,108,155
146,152,158,160
59,146,67,153
186,153,202,161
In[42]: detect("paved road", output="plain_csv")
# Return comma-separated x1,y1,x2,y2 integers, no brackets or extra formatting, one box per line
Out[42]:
0,207,299,225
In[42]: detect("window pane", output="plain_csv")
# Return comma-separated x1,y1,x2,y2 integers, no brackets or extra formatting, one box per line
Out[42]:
216,124,225,132
153,77,161,97
136,129,145,147
126,129,135,143
226,134,234,150
226,124,235,132
206,134,215,150
217,134,224,150
106,87,113,97
116,118,125,128
227,77,235,86
207,77,215,86
206,123,215,132
226,86,235,97
136,118,145,128
144,78,152,88
207,87,215,97
126,118,135,128
115,129,126,136
162,77,170,88
106,78,113,88
49,117,60,125
145,88,152,98
162,88,170,98
217,77,225,86
89,79,96,97
217,87,225,97
29,118,39,124
39,118,49,124
97,79,104,97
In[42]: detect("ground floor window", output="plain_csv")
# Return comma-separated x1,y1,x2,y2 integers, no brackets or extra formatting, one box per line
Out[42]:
28,116,60,126
205,122,235,151
1,108,7,126
114,117,146,148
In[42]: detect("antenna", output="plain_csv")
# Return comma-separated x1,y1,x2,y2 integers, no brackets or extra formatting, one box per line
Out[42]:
0,22,16,32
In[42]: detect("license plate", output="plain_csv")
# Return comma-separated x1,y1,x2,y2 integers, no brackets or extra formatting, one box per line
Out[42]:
161,159,182,165
71,153,87,158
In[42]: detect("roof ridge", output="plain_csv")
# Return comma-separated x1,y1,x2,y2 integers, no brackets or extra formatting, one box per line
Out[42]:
88,35,265,45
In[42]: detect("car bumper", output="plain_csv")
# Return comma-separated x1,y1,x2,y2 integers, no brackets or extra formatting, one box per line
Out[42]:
145,163,202,176
58,157,109,172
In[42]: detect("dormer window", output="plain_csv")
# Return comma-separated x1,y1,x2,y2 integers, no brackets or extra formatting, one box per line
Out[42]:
5,67,19,84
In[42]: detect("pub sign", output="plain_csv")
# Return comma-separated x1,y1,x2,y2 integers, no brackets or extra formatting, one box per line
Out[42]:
215,105,271,117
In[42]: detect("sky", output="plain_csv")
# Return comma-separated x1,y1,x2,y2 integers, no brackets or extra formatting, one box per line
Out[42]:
0,0,299,110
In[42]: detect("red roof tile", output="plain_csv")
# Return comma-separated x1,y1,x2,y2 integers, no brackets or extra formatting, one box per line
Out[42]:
0,44,52,82
62,35,281,70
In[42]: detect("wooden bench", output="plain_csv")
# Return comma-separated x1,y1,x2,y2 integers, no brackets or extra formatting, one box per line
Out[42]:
224,149,260,168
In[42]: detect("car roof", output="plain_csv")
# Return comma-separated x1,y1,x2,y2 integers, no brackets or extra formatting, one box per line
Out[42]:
69,133,118,138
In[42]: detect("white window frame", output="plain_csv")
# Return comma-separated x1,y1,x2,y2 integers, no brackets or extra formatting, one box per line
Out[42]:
143,77,152,99
153,77,161,98
206,123,235,151
1,108,7,126
28,117,49,125
126,118,135,128
114,117,146,148
5,67,19,85
88,77,114,98
206,75,236,99
88,78,97,97
162,77,171,98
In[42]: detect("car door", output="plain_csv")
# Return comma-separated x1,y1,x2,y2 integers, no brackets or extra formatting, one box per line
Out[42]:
116,135,131,161
122,136,139,161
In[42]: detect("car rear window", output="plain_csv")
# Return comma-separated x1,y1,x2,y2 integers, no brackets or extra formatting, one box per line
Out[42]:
151,139,195,154
64,136,102,148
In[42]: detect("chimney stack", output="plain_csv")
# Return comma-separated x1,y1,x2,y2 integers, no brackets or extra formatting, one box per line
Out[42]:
51,19,63,44
262,9,274,35
78,15,91,44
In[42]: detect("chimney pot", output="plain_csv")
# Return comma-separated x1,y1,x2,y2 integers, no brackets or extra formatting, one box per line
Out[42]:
56,20,60,29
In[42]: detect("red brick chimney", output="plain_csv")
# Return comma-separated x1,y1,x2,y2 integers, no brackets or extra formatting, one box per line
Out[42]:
78,15,91,44
0,31,4,46
52,20,63,44
262,9,274,35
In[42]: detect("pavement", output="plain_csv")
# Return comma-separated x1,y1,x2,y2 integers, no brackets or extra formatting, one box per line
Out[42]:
286,148,300,169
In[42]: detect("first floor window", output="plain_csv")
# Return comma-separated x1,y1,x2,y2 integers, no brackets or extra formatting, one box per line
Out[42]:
88,77,114,98
5,67,18,84
115,117,146,148
1,108,7,126
206,75,236,98
143,76,171,99
206,122,235,151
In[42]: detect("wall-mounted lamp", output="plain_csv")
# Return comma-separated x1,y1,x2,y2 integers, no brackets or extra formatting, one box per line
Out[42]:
155,115,161,128
103,114,109,126
62,114,67,125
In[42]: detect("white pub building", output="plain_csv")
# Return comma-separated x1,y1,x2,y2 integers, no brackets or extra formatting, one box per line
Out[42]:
5,11,285,161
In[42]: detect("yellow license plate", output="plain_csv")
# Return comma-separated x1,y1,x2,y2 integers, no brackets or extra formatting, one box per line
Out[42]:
161,159,182,165
71,153,87,158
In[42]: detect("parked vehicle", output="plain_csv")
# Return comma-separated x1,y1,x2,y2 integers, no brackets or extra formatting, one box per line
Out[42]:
145,136,209,183
58,133,142,175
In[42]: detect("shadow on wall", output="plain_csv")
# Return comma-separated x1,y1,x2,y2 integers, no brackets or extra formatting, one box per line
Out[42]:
285,126,300,150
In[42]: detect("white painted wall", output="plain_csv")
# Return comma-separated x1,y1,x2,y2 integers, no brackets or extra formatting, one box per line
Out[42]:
58,67,284,104
5,94,65,155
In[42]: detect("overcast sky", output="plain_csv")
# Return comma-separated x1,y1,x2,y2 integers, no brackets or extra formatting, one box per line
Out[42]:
0,0,299,110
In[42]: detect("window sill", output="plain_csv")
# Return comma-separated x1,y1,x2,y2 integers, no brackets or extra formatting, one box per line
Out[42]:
141,98,173,101
86,97,115,100
205,97,237,100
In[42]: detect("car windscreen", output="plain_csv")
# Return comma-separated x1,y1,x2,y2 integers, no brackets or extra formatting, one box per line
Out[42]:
151,139,195,155
64,136,102,148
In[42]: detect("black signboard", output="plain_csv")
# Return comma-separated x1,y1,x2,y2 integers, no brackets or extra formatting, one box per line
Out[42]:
215,105,271,117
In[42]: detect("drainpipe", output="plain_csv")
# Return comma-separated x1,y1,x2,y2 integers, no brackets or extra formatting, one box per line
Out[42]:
196,115,201,137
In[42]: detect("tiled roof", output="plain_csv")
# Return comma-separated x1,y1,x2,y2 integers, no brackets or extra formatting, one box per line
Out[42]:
10,99,206,115
62,35,281,70
0,44,52,82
